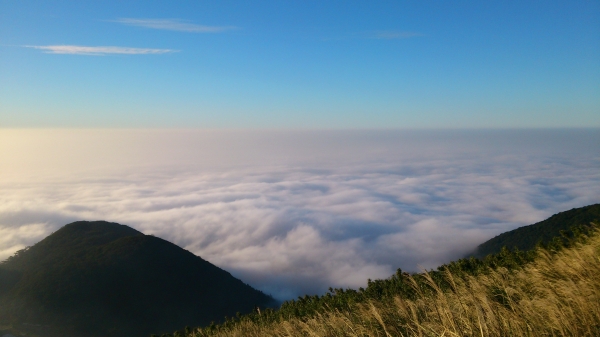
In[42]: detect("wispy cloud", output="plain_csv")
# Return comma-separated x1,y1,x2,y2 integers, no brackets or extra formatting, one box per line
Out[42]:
366,31,423,40
24,45,178,55
114,18,237,33
0,130,598,300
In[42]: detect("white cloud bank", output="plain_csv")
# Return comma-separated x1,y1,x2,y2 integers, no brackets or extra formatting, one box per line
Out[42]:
0,129,598,300
115,18,237,33
25,45,178,55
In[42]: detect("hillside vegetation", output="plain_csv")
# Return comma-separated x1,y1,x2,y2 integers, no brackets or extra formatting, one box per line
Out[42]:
0,221,274,337
169,221,600,336
475,203,600,257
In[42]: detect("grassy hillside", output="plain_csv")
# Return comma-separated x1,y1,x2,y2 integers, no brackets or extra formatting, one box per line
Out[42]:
171,225,600,337
0,221,274,337
475,203,600,257
162,207,600,337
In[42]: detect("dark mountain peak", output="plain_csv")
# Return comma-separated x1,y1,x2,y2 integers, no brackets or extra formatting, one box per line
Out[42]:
48,220,143,245
63,220,142,234
0,221,273,337
1,221,144,270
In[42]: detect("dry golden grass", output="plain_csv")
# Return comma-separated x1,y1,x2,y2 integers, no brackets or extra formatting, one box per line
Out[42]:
188,231,600,337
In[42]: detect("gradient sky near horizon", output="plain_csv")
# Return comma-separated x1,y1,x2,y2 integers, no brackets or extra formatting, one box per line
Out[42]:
1,0,599,128
1,129,599,300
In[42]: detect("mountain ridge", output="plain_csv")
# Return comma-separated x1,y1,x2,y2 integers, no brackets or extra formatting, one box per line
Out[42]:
474,203,600,257
0,221,274,337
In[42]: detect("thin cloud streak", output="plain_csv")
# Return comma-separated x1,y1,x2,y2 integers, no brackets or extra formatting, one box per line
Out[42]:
115,18,237,33
25,45,178,55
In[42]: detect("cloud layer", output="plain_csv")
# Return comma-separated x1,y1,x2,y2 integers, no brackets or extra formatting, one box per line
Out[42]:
0,129,598,300
25,45,178,55
115,18,237,33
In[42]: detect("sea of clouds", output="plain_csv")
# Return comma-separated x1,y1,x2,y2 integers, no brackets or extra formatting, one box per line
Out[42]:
0,129,598,300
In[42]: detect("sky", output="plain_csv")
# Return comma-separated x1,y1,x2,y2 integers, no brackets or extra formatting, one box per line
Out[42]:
0,1,599,301
1,0,599,128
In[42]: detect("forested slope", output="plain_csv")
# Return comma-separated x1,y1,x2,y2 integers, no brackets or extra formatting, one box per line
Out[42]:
0,221,274,337
165,204,600,337
475,203,600,257
180,225,600,337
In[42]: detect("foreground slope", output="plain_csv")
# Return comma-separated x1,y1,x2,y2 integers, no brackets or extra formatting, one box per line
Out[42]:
178,222,600,337
0,221,273,337
164,204,600,337
475,203,600,257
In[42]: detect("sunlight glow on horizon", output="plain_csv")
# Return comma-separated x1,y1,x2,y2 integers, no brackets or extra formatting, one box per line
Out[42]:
1,128,598,299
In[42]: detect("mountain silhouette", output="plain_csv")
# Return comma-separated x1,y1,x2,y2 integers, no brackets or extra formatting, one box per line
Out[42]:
0,221,274,337
474,203,600,257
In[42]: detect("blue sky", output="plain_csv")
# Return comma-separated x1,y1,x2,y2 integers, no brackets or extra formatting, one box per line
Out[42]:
1,1,598,128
